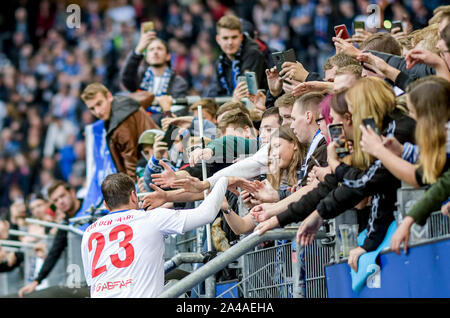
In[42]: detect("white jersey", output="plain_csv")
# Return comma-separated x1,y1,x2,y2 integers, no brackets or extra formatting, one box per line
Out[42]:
81,208,187,298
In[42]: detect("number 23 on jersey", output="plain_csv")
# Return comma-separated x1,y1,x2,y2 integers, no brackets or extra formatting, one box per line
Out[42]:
88,224,135,278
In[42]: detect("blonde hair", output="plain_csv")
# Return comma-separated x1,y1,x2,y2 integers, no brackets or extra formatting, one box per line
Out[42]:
408,23,440,53
335,64,363,78
345,77,396,170
217,108,254,134
216,101,249,118
323,53,360,71
406,76,450,184
80,83,110,101
216,15,242,33
429,5,450,25
189,99,219,118
274,92,295,109
267,125,306,189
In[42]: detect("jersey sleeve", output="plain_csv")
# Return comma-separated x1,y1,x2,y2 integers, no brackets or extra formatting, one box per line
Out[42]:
147,208,188,235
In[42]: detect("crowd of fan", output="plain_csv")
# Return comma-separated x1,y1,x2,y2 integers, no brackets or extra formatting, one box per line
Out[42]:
0,0,449,297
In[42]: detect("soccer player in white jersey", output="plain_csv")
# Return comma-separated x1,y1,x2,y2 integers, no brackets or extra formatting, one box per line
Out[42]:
81,172,244,298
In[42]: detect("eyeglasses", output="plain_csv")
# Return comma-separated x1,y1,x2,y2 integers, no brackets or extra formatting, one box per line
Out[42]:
316,117,325,125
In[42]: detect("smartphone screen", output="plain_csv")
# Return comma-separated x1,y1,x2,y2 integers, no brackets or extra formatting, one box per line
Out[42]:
328,123,350,158
245,72,258,95
392,20,403,32
142,21,154,33
334,24,350,39
353,21,365,32
283,49,296,63
362,117,380,134
271,51,285,73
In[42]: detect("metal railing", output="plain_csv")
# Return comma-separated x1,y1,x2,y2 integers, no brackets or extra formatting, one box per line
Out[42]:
2,182,448,298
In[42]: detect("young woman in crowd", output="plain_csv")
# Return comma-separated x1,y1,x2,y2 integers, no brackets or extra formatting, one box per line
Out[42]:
221,125,306,235
359,75,450,255
254,76,416,272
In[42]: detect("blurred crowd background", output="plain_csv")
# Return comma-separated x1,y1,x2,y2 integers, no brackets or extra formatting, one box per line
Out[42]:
0,0,446,218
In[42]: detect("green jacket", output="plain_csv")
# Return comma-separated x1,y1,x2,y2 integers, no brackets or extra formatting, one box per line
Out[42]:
206,135,259,165
407,168,450,226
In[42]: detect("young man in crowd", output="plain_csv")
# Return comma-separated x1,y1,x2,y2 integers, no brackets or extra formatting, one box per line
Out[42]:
208,15,268,97
18,181,82,297
120,23,188,125
81,83,158,181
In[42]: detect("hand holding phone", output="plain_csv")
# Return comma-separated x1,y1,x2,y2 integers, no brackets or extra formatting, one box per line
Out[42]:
353,21,365,32
334,24,350,40
162,123,179,150
362,117,380,135
392,20,403,32
328,123,350,158
245,72,258,95
142,21,154,33
272,48,296,73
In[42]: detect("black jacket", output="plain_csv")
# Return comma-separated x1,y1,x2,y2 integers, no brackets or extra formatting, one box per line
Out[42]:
208,35,268,97
277,108,416,252
35,200,83,284
119,51,188,98
367,50,436,90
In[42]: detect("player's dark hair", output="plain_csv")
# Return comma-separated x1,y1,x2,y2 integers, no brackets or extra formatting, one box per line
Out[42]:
101,173,136,210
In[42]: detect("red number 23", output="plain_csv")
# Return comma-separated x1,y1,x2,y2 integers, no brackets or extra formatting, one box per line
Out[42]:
88,224,135,278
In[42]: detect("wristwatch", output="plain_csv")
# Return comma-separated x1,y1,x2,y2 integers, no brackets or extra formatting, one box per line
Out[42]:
223,207,233,215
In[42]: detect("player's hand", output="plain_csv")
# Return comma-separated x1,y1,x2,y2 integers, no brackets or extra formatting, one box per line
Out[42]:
170,176,208,193
141,184,168,210
226,176,258,195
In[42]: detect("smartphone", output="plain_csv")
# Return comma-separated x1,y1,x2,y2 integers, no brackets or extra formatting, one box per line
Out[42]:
283,48,296,63
142,21,154,33
353,21,365,32
245,71,258,95
272,51,285,73
162,123,179,150
238,75,247,84
328,123,350,158
272,49,296,73
362,117,380,134
392,20,403,32
334,24,350,40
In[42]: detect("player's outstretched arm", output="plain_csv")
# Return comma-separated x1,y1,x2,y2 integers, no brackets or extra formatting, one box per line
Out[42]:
182,177,229,232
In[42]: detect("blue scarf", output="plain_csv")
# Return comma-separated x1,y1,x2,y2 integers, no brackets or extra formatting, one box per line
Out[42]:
217,46,242,96
139,66,172,113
